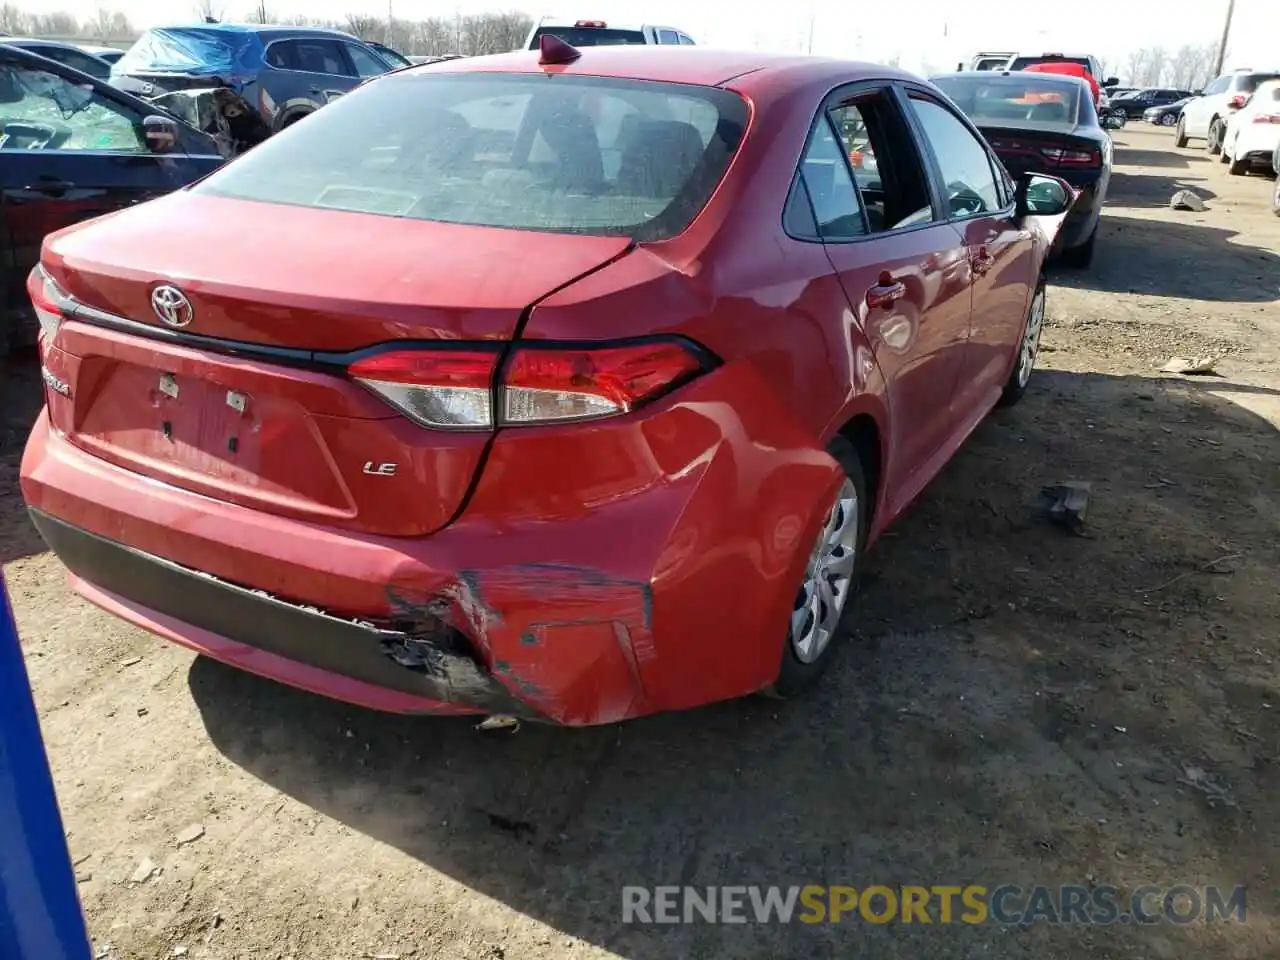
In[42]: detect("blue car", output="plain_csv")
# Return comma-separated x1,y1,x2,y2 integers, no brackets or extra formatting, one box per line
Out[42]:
110,22,397,133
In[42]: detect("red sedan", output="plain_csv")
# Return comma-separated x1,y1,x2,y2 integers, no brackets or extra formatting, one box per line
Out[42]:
22,45,1072,725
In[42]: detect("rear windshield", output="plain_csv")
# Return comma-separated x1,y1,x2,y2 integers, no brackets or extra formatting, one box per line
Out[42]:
1009,56,1092,73
115,27,259,76
1240,73,1280,94
528,26,647,48
934,75,1083,127
193,72,748,241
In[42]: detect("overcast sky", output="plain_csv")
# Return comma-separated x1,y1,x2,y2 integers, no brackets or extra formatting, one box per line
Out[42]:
21,0,1280,75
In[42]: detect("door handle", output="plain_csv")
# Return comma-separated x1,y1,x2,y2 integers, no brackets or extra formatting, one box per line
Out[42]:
865,275,906,310
971,247,996,276
24,178,75,196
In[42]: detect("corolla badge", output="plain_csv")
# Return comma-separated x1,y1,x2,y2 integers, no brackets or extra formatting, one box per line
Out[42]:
151,285,193,327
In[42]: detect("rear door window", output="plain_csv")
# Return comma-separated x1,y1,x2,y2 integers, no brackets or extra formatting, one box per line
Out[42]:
193,72,748,241
657,29,679,44
267,39,349,76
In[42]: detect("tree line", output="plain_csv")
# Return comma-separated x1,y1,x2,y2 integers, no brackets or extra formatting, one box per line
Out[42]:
0,3,533,56
1120,43,1222,91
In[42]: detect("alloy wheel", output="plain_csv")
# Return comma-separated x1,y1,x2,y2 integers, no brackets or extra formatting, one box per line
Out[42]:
789,480,859,664
1017,289,1046,388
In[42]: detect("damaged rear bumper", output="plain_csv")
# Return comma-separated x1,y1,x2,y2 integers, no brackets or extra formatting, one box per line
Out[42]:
28,508,541,720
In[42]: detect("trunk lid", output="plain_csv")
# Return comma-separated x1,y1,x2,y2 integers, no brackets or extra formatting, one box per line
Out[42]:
978,125,1101,179
40,192,632,536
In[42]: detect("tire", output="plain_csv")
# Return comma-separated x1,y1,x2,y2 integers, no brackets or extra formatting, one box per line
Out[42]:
1207,117,1224,155
998,280,1046,408
1060,223,1097,270
1174,116,1189,148
1228,151,1250,176
768,436,868,699
279,110,310,130
1160,113,1177,127
1271,176,1280,217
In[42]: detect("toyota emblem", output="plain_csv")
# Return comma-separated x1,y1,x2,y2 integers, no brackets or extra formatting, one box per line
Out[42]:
151,285,193,327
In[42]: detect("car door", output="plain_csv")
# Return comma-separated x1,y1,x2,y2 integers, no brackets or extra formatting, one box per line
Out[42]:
1184,76,1228,136
0,57,222,339
899,86,1037,430
804,84,974,503
260,38,354,125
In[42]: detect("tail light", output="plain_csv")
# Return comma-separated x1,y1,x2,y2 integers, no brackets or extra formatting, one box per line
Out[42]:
28,265,69,346
1041,146,1101,166
1228,94,1248,109
1252,112,1280,124
347,338,714,430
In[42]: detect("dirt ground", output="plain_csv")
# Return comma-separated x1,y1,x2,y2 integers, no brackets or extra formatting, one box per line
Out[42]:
3,125,1280,960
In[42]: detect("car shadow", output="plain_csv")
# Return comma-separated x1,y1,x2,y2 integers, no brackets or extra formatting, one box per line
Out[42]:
1105,170,1218,208
1111,144,1205,170
1049,213,1280,302
0,355,48,566
189,369,1280,958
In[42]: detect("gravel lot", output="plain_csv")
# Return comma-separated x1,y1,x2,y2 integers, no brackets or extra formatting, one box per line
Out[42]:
3,125,1279,960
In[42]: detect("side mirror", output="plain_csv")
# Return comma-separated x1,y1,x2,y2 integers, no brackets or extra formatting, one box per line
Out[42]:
1015,173,1074,218
142,114,179,154
1104,76,1120,88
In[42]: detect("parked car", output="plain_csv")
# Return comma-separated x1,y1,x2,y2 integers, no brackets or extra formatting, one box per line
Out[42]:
1177,69,1280,152
1272,142,1280,215
110,23,396,133
1105,85,1137,97
967,51,1016,71
0,43,223,352
22,47,1074,726
932,70,1110,268
1001,52,1119,89
77,44,125,66
1107,87,1196,119
524,19,695,48
1221,79,1280,174
0,38,113,79
1143,95,1194,125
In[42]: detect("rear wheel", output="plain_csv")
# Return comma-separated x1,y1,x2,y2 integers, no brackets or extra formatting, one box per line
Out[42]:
1228,147,1251,176
1160,113,1177,127
768,437,868,698
998,280,1046,408
1174,116,1189,147
1272,177,1280,217
1207,117,1225,155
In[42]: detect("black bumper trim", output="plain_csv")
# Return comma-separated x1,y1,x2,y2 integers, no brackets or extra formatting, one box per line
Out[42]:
28,509,540,719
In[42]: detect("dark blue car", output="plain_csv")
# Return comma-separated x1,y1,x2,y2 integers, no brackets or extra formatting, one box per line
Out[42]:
110,23,396,133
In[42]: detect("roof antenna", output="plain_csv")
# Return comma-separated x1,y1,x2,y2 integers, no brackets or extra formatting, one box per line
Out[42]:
538,33,581,66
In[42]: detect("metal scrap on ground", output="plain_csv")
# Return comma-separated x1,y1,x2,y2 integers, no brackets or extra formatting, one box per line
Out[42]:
1169,188,1207,212
1040,481,1093,535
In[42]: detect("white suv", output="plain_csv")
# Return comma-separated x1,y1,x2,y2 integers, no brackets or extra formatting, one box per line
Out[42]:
1176,70,1280,153
524,19,694,49
1221,79,1280,175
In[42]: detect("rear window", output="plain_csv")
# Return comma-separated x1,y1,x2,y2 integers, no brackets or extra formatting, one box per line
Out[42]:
528,26,647,48
934,75,1083,127
1239,73,1280,94
1009,56,1092,73
193,72,748,242
115,27,259,76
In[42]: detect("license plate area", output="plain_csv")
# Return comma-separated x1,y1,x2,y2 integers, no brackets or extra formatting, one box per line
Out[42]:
71,361,355,517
